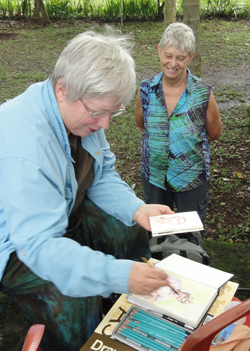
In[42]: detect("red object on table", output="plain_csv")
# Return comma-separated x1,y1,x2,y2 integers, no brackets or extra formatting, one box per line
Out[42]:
22,324,45,351
233,296,250,328
180,298,250,351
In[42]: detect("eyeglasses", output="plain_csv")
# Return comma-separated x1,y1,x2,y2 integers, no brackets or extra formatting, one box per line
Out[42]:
80,99,126,119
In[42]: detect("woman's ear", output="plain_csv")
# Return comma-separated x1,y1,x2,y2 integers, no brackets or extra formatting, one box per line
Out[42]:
55,79,66,103
188,53,195,65
157,45,162,59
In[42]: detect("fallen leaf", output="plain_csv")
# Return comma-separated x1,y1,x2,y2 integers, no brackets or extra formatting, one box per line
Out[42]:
236,172,244,178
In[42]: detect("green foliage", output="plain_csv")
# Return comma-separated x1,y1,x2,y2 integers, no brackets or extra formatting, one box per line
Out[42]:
22,0,30,16
0,0,15,16
205,0,238,17
45,0,77,20
0,0,9,15
0,0,249,20
140,0,158,19
123,0,141,19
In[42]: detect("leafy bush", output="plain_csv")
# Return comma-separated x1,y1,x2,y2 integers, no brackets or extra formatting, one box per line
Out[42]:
0,0,249,20
0,0,10,16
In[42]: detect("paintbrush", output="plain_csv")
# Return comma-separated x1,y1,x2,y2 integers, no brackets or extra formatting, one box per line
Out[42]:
141,257,179,295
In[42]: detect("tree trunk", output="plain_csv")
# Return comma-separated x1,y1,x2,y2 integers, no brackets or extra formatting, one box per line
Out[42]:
164,0,176,27
183,0,201,77
33,0,50,23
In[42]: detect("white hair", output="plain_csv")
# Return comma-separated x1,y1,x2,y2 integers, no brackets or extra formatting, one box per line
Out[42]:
159,23,195,55
50,27,136,105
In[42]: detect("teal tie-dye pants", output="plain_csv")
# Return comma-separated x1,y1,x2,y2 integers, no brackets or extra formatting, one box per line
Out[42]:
0,197,150,351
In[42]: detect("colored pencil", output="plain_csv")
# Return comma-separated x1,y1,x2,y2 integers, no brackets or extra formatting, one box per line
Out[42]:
132,309,187,335
119,327,173,351
128,320,185,341
126,320,183,347
119,328,164,351
131,312,186,336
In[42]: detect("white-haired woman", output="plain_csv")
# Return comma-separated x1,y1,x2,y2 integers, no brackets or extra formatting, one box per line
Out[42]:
135,23,221,250
0,29,174,351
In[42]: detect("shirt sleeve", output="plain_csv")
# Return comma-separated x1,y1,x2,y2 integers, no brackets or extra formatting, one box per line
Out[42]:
85,129,145,226
0,157,134,298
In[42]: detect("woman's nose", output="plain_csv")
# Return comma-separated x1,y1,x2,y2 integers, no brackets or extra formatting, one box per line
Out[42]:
170,57,177,67
97,114,111,130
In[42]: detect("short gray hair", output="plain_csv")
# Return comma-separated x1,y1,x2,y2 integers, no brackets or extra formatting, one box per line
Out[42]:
159,23,195,55
50,27,136,105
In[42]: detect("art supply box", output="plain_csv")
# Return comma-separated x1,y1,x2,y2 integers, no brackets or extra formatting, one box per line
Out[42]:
112,305,192,351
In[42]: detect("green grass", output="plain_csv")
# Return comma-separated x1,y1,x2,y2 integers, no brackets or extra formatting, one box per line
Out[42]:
0,19,250,350
0,19,250,243
200,21,250,66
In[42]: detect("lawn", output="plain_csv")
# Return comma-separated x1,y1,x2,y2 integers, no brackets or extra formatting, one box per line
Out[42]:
0,16,250,350
0,18,250,243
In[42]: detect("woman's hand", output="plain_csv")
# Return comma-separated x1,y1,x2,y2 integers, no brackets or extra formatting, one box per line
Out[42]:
128,262,172,295
133,204,174,231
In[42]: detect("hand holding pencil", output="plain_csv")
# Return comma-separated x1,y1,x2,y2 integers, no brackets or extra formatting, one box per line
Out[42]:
128,258,177,296
141,257,179,295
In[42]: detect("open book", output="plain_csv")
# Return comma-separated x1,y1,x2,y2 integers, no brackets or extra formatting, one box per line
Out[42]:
149,211,203,236
127,254,234,329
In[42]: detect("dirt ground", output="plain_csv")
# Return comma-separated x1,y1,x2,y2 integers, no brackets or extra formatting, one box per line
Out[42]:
199,63,250,241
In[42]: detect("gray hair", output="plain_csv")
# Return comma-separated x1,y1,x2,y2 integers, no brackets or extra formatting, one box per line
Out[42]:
50,27,136,105
159,23,195,55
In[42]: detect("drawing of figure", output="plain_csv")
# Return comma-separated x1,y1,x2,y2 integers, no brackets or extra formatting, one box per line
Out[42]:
155,215,186,226
150,274,193,304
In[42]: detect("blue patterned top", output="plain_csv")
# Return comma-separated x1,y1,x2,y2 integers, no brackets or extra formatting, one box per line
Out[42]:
140,69,212,192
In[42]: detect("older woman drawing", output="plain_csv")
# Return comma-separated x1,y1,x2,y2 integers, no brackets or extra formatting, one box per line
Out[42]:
135,23,221,234
0,28,174,351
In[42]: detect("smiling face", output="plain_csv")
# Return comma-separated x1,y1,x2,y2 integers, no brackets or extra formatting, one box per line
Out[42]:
55,79,122,137
158,44,194,82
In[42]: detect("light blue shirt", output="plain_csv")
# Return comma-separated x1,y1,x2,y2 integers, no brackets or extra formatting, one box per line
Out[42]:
0,80,144,298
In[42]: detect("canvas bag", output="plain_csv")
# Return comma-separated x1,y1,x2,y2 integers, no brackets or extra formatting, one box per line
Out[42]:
149,231,210,265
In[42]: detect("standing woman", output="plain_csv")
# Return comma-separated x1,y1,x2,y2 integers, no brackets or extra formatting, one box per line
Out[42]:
135,22,221,231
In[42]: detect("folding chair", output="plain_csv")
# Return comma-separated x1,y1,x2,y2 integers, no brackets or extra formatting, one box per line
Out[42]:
181,298,250,351
21,324,45,351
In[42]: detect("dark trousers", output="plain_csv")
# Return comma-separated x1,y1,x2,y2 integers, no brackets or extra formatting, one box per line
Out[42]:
142,177,210,225
0,197,150,351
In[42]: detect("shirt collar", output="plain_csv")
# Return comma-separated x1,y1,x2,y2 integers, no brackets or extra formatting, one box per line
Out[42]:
186,68,193,94
151,68,193,94
43,79,73,161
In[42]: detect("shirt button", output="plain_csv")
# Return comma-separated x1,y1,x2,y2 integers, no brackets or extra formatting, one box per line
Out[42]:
95,151,99,156
21,251,26,256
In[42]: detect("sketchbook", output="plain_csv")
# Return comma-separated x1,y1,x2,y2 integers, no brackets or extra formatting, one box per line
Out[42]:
127,254,234,329
149,211,204,236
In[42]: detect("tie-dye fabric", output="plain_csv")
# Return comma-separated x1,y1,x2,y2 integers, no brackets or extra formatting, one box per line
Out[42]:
140,69,212,192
